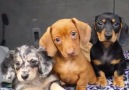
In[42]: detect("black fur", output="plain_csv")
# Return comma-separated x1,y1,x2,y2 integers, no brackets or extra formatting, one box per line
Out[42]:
91,12,129,51
90,12,126,78
1,54,14,75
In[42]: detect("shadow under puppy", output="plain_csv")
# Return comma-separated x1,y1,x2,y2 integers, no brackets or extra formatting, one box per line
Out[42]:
1,45,65,90
90,12,126,87
39,18,97,90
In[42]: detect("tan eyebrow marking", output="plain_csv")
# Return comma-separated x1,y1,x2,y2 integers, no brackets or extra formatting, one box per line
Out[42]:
112,19,116,23
102,19,106,23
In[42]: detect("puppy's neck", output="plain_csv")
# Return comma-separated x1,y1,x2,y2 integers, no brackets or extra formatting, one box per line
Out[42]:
102,41,113,48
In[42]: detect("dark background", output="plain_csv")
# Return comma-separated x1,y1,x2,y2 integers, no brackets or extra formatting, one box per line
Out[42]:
0,0,129,49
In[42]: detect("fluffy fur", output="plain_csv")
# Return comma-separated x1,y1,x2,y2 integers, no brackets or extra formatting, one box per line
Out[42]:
1,53,15,84
1,45,64,90
39,18,97,90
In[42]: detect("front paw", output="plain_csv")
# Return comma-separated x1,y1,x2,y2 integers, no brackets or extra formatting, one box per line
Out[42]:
96,77,107,87
50,82,65,90
113,76,125,87
76,86,86,90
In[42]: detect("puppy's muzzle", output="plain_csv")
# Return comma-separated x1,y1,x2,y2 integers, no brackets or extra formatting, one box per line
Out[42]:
21,71,29,80
66,48,75,56
104,31,112,40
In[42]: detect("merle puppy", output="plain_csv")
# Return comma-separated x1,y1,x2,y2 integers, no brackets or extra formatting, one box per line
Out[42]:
1,45,65,90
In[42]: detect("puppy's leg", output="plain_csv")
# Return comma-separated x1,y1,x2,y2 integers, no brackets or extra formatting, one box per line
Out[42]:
113,71,124,87
96,71,107,87
76,72,87,90
50,82,65,90
113,59,125,87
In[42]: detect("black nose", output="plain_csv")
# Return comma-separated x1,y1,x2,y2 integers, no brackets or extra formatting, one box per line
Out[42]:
21,74,29,80
105,31,112,40
105,35,112,40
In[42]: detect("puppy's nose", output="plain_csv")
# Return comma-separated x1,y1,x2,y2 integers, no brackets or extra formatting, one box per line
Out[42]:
21,72,29,80
105,35,112,40
105,31,112,40
67,48,75,56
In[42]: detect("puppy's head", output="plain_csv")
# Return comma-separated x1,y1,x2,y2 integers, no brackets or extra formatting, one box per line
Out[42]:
39,18,91,58
93,12,124,43
1,53,15,83
13,45,53,82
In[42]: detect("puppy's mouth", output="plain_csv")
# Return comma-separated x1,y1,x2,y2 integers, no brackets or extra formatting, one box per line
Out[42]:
97,29,117,42
21,74,29,80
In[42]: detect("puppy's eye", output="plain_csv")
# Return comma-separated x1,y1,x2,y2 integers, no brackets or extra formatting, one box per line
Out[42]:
30,60,38,64
15,61,21,70
97,21,104,26
113,22,119,27
15,62,20,66
30,60,39,67
54,37,61,44
71,31,77,38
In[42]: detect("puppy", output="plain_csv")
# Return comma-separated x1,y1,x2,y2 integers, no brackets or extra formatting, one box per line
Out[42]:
1,45,65,90
90,12,126,87
39,18,97,90
1,53,15,88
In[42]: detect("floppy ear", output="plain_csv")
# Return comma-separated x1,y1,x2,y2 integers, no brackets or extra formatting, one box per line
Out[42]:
38,52,53,78
90,16,98,44
39,27,57,57
1,52,15,83
72,18,91,45
119,18,129,50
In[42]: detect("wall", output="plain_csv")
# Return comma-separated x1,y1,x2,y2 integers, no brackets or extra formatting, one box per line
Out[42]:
0,0,125,49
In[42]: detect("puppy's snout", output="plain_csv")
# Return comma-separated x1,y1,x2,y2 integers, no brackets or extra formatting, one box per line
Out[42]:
105,31,112,40
66,48,75,56
21,71,29,80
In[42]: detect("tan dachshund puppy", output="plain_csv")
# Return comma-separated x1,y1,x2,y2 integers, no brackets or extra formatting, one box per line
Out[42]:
39,18,97,90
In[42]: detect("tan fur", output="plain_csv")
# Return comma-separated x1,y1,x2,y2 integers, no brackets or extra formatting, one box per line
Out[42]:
39,27,57,57
113,71,125,87
97,29,118,43
16,75,62,90
111,59,120,65
93,60,102,65
96,71,107,87
102,19,106,23
112,19,115,23
39,18,97,90
102,41,113,48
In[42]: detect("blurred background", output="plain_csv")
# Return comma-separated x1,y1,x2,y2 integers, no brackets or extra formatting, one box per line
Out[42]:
0,0,129,49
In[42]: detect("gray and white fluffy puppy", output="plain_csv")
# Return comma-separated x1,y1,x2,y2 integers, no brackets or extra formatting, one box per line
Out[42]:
1,45,65,90
1,52,15,88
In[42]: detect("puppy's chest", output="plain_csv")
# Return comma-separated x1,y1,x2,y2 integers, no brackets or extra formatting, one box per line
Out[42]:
91,47,121,65
54,60,81,84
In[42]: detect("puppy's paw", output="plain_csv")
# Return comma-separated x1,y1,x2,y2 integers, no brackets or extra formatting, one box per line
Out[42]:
96,77,107,87
113,76,125,88
50,82,65,90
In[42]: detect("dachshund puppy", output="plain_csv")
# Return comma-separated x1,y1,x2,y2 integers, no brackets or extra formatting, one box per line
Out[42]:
1,45,65,90
39,18,97,90
90,12,126,87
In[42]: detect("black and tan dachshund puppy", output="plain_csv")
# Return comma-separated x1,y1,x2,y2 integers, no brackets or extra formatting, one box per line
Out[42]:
90,12,126,87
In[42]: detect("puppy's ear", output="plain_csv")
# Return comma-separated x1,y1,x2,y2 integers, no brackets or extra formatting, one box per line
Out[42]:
38,53,53,77
39,27,57,57
1,52,15,82
36,46,46,52
90,16,98,44
72,18,91,45
119,17,129,49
